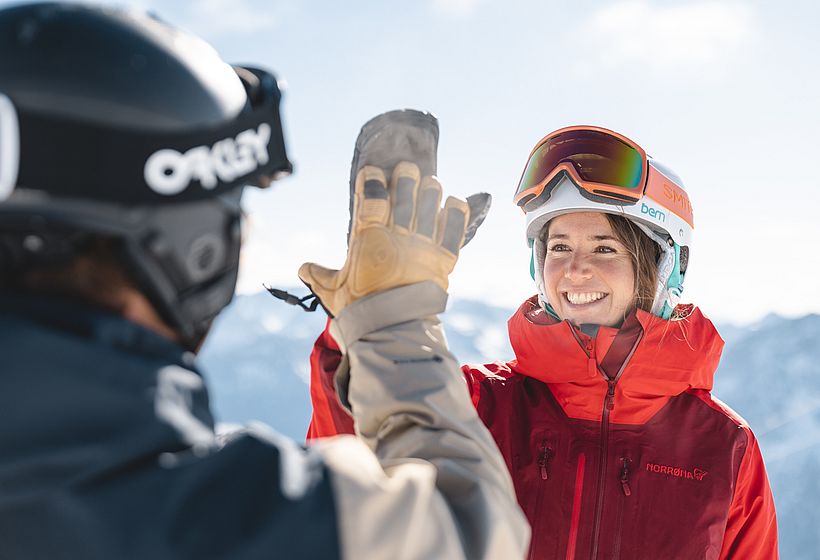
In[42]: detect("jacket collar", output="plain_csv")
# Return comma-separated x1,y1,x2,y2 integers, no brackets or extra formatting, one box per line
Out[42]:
0,293,194,368
508,296,724,397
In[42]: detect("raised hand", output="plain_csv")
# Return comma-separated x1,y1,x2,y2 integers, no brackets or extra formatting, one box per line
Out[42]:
298,162,471,316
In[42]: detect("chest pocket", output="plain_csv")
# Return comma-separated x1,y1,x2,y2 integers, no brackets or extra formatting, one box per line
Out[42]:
513,430,575,560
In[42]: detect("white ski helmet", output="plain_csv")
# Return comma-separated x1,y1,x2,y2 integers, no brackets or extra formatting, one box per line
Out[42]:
514,126,694,320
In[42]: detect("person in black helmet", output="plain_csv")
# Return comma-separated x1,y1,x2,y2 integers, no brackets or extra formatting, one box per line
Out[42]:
0,3,529,559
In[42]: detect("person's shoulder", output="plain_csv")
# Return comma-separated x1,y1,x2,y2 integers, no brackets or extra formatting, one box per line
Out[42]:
461,360,519,381
685,389,760,454
461,361,528,399
685,388,750,430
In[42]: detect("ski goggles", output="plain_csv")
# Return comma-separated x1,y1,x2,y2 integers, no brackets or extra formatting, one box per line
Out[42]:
0,67,291,206
514,126,649,212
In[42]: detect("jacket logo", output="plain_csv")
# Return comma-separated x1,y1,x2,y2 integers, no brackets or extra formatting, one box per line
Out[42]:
144,123,271,195
693,468,708,481
645,462,708,482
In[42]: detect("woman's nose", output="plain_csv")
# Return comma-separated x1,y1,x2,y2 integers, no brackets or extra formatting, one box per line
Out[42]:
564,253,592,280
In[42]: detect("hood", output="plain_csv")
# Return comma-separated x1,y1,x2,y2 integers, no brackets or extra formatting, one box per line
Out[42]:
508,296,724,423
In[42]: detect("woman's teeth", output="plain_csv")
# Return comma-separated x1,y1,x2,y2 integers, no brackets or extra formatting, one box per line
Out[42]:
565,292,607,305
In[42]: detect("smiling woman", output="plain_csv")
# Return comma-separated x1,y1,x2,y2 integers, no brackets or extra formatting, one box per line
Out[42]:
308,124,780,559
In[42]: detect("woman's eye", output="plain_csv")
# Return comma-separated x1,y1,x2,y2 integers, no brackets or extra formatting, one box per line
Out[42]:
548,244,570,252
595,246,616,253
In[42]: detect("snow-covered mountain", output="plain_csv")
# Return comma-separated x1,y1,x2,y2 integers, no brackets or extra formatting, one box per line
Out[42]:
200,291,820,559
711,313,820,559
198,290,327,439
198,290,517,438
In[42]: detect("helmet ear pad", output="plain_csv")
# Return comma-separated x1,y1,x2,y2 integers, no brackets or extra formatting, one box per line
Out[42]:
531,234,549,309
630,221,683,319
120,190,245,344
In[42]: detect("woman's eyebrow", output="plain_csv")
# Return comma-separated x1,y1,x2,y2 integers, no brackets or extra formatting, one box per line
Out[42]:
547,233,619,241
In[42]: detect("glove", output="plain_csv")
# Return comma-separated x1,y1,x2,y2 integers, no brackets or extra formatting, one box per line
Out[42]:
298,161,472,316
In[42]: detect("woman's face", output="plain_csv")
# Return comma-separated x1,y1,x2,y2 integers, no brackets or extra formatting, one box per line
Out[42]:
543,212,636,327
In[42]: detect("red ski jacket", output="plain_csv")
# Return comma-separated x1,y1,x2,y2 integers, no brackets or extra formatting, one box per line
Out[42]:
307,296,778,559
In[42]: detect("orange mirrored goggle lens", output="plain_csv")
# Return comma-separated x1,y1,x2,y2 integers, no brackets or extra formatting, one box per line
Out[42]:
514,129,646,212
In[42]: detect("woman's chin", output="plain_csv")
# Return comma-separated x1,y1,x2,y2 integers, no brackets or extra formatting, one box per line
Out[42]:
555,301,614,327
559,306,637,329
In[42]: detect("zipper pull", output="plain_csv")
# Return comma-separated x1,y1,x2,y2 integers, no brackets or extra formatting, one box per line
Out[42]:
606,381,616,410
620,457,632,496
538,443,552,480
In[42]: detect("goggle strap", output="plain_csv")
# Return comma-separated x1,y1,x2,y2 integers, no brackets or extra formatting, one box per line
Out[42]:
9,94,291,205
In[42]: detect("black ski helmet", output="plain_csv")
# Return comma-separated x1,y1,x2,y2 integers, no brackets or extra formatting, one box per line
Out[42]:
0,2,292,347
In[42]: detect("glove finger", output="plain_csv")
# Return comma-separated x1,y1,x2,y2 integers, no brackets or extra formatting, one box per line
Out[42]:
436,196,469,256
347,110,439,245
414,176,442,239
462,192,492,247
389,161,420,232
353,166,389,237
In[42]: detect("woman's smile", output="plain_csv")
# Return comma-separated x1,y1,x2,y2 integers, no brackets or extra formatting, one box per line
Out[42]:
563,291,608,305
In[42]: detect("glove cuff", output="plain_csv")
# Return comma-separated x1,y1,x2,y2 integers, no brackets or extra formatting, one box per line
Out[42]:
329,281,447,351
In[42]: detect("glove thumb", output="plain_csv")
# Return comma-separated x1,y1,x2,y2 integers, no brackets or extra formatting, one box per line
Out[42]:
298,262,343,314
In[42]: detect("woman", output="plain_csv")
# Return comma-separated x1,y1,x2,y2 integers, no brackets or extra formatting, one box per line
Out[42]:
307,126,778,559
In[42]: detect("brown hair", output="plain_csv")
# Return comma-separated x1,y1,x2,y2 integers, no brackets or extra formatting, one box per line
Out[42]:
540,213,661,314
7,236,139,314
5,235,200,345
604,214,661,314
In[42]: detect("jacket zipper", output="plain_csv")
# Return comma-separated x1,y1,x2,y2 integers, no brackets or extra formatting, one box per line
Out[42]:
569,324,642,560
538,441,553,480
528,440,554,560
590,378,616,560
619,457,632,497
611,457,632,560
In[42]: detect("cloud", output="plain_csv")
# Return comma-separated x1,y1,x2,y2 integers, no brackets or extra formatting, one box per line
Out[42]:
583,0,754,71
429,0,482,17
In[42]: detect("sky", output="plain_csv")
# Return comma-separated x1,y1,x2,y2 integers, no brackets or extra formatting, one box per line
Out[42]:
4,0,819,324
